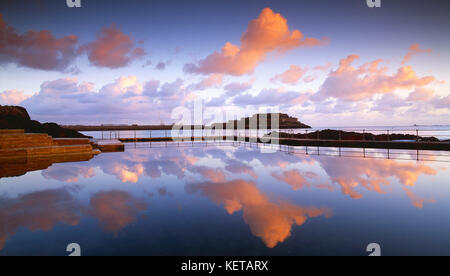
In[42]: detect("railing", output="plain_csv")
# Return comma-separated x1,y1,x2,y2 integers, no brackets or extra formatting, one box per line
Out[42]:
123,140,450,163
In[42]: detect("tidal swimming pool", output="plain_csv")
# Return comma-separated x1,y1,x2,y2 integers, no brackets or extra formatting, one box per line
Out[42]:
1,142,449,256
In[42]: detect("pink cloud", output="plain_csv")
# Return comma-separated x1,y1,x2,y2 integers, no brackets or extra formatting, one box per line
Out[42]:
0,90,30,105
233,88,308,106
407,88,435,102
184,8,327,76
313,62,333,72
21,76,193,125
314,54,435,101
0,13,79,71
224,79,254,96
401,44,432,65
193,74,224,90
304,75,316,83
81,25,145,68
271,65,308,85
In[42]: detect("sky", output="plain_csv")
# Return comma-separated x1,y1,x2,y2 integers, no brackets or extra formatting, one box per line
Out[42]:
0,0,449,126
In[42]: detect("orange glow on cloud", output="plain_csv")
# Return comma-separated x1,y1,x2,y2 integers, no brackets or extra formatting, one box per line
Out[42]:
184,8,327,76
401,44,432,65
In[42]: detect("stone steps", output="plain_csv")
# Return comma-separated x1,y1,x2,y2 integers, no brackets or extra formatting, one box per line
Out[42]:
53,138,91,146
0,133,49,139
0,144,94,159
0,141,55,149
0,134,55,149
0,129,101,161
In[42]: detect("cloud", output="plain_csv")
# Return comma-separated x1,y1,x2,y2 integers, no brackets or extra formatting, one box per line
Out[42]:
80,25,145,68
372,93,411,112
155,60,171,70
406,88,435,102
20,76,193,124
271,65,308,85
224,79,253,96
313,62,333,72
313,54,435,102
401,44,432,65
192,74,224,90
184,8,327,76
0,90,30,105
0,13,79,71
431,95,450,109
233,88,308,106
303,75,316,83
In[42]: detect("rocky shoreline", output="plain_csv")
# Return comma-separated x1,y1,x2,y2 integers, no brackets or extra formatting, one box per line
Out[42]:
0,105,89,138
270,129,441,142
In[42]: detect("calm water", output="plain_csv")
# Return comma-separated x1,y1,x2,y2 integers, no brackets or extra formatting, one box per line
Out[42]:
1,142,450,256
82,125,450,141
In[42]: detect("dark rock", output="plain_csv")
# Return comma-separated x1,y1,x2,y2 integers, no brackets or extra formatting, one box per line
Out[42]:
0,105,30,120
0,105,90,138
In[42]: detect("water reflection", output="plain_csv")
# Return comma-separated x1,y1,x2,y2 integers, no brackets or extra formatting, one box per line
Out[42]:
0,188,147,250
186,179,332,248
317,157,439,205
0,188,82,250
0,153,95,178
88,191,147,234
0,143,448,254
